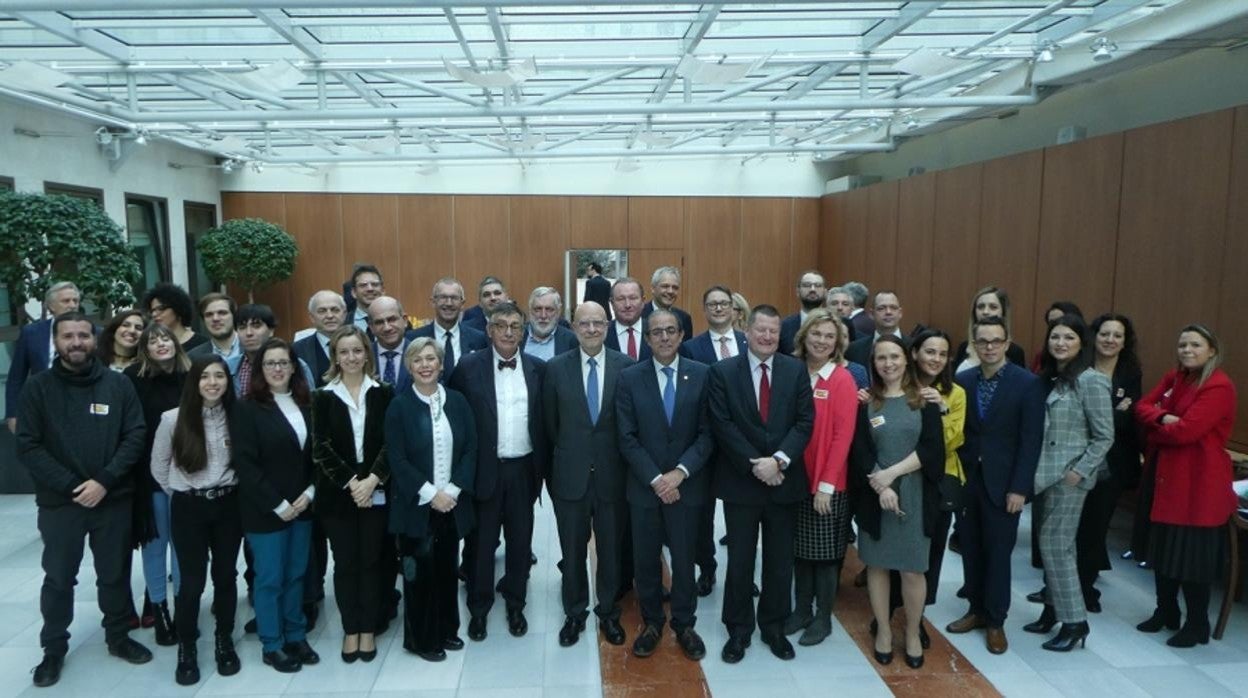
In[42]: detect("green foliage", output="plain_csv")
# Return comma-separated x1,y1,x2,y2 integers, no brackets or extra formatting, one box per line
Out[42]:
197,217,298,302
0,191,141,315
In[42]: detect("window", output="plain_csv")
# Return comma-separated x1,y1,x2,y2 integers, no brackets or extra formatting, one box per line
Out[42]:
184,201,217,303
0,176,13,192
126,195,171,298
44,181,103,205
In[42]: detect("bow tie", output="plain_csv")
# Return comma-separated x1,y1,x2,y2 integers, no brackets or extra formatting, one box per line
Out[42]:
498,358,517,370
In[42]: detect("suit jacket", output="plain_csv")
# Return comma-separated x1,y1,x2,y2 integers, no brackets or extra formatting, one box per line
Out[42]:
310,381,394,516
231,397,314,534
1106,364,1144,487
447,348,548,502
955,362,1045,507
779,313,802,356
385,386,477,540
410,322,488,378
520,325,579,357
680,330,747,365
5,318,52,420
642,302,694,339
293,333,332,388
583,275,613,321
461,305,487,334
844,331,909,370
707,352,815,505
372,330,421,392
851,310,875,338
616,359,714,508
1034,368,1114,494
848,400,945,540
542,348,633,502
605,319,651,362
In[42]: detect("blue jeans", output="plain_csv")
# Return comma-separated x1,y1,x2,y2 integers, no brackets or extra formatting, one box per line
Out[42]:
142,490,181,603
246,521,311,652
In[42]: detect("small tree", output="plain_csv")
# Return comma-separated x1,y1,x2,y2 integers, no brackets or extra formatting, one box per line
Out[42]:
197,218,298,302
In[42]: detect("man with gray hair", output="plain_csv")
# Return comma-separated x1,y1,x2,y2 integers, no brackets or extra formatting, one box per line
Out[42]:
293,290,346,388
843,281,875,338
411,277,488,379
6,281,82,433
825,286,858,342
522,287,578,361
642,267,694,339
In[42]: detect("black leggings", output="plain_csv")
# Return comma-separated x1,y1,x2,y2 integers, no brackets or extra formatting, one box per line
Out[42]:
170,491,243,644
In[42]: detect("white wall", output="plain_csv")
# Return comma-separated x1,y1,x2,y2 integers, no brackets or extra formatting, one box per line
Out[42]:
0,97,223,289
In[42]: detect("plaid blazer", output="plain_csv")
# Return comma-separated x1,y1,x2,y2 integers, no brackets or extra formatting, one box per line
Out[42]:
1034,367,1114,493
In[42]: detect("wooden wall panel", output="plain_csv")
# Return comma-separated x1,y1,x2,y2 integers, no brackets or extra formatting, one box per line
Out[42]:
817,195,838,281
978,150,1043,353
568,196,627,250
628,197,684,250
684,197,741,334
1114,110,1232,385
927,164,983,343
508,196,567,305
790,198,820,298
835,188,870,286
283,194,343,330
452,195,510,309
341,194,399,300
1217,106,1248,449
893,173,936,327
397,196,452,324
740,198,796,317
863,181,899,294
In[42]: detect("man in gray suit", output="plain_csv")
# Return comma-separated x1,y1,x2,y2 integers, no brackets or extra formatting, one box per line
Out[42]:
542,302,633,649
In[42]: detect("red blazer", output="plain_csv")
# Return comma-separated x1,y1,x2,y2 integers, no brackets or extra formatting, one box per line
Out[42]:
803,364,858,493
1135,368,1237,527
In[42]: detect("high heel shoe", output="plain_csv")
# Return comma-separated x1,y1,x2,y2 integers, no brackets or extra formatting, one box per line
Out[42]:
904,652,924,669
873,648,894,665
1023,605,1058,635
1166,623,1210,648
1136,608,1181,633
1041,622,1089,652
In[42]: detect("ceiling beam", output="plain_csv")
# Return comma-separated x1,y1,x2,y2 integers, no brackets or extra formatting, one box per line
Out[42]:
532,66,641,105
371,71,485,107
10,10,132,62
859,2,939,52
333,70,387,108
250,8,323,61
0,0,849,9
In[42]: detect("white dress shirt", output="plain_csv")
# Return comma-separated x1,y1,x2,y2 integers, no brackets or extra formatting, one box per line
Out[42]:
413,384,462,504
433,322,463,363
327,375,379,464
493,350,532,458
746,351,789,469
272,391,315,516
614,320,642,357
709,329,738,359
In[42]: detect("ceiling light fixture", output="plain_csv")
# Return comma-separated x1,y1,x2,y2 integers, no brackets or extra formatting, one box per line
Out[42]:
220,158,239,173
134,129,148,145
1036,41,1056,63
1091,37,1118,62
94,127,114,146
250,160,264,173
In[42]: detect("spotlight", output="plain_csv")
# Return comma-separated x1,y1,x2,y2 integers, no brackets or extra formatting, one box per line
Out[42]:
1090,37,1117,62
134,130,148,145
250,160,264,173
220,158,238,173
94,127,113,146
1036,42,1055,63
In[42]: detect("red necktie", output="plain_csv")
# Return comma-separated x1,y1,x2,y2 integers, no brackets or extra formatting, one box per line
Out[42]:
758,363,770,422
626,327,637,360
718,336,731,360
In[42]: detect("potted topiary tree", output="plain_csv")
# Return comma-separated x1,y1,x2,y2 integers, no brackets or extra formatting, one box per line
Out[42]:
197,217,299,302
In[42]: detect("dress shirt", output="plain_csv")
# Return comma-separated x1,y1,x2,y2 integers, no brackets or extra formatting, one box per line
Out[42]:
433,323,463,364
46,330,56,367
810,361,837,494
151,404,237,494
352,308,370,331
747,351,790,468
211,334,243,361
650,356,690,482
709,329,739,359
316,332,331,359
976,365,1004,420
523,327,557,362
614,320,642,358
580,348,607,405
376,338,408,382
327,375,379,464
493,350,532,458
413,384,462,504
272,391,315,517
873,330,901,343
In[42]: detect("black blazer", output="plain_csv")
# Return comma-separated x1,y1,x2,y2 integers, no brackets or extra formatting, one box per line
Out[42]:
642,302,694,339
385,386,477,540
955,362,1045,506
232,397,314,533
779,313,802,356
680,330,747,365
616,358,714,507
844,332,912,370
583,275,613,321
1106,364,1144,487
447,348,548,502
293,333,332,388
542,348,633,502
520,325,579,356
605,320,652,362
707,352,815,505
848,400,945,540
461,305,487,335
311,382,394,516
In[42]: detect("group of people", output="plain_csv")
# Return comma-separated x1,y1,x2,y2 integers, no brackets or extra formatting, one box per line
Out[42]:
5,263,1236,689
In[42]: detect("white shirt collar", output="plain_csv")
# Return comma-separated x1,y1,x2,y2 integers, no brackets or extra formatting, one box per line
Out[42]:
327,374,379,406
412,383,445,405
580,347,604,365
815,361,835,380
434,322,457,340
653,355,680,374
493,348,522,367
748,351,773,373
709,328,734,342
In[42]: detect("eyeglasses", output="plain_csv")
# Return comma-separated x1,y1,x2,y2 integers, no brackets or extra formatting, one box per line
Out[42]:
150,304,169,314
648,327,681,338
490,322,524,334
263,360,292,370
432,294,462,303
973,338,1007,349
704,301,732,310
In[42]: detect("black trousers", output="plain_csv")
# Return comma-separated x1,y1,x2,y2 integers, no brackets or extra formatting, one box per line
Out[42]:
553,490,624,621
1076,476,1121,601
959,473,1022,627
400,513,460,654
695,500,718,575
468,459,534,618
170,490,243,644
303,516,329,603
321,506,388,634
632,502,700,630
37,499,133,656
722,500,796,640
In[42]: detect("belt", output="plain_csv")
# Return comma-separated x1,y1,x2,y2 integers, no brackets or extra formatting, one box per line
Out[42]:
498,454,533,464
181,485,237,500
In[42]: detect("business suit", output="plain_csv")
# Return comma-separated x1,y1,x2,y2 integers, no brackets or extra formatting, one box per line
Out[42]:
680,330,747,365
520,325,579,358
543,348,633,623
851,310,875,338
5,318,52,422
708,352,814,643
447,348,547,620
642,302,694,339
583,275,613,321
778,313,802,356
461,305,486,334
295,332,335,606
617,357,713,631
954,362,1044,629
372,330,419,392
410,322,488,378
606,320,651,362
293,333,332,388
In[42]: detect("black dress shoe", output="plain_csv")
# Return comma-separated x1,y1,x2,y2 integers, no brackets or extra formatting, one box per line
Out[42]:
358,648,377,663
244,617,258,634
633,624,662,657
1026,589,1046,604
468,616,488,641
530,552,538,566
341,650,359,664
443,636,465,651
764,635,795,660
719,534,728,546
1167,623,1211,648
558,616,585,647
262,649,301,673
721,636,749,664
175,643,200,686
153,601,177,647
31,654,63,687
506,608,528,637
601,618,626,646
215,634,241,676
283,640,320,665
1137,607,1181,633
751,583,760,597
108,637,153,665
677,627,707,661
905,652,924,669
416,648,447,662
696,571,715,597
1042,622,1090,652
1023,606,1058,635
873,648,894,665
1085,597,1102,614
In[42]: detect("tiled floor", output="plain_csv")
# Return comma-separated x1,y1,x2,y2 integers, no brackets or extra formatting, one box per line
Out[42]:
2,493,1247,697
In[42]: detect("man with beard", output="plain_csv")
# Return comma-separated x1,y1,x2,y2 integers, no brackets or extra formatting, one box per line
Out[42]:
188,293,242,360
521,287,578,361
642,267,694,339
462,276,510,335
779,271,827,356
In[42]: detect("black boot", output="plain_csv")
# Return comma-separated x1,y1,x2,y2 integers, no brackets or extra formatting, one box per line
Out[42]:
1023,605,1058,634
1168,582,1212,648
175,642,199,686
1042,621,1089,651
1138,574,1181,633
799,562,838,646
153,601,177,646
215,633,241,676
783,560,815,636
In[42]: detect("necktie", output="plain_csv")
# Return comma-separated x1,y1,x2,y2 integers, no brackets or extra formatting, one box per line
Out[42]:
626,327,637,360
238,356,253,395
443,330,456,372
758,363,771,422
383,350,397,384
662,366,676,426
586,357,600,425
718,336,731,360
498,358,517,370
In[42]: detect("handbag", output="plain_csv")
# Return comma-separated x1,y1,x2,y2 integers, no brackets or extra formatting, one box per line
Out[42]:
937,473,966,513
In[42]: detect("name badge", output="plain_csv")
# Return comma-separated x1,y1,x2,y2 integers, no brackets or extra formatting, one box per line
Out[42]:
89,403,110,416
1115,388,1125,398
372,490,386,506
813,388,829,400
869,415,886,428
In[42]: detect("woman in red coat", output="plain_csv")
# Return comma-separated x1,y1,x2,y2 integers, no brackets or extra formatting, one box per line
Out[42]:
1134,324,1237,648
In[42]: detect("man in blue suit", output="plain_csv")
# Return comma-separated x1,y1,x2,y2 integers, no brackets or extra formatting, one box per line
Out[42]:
368,296,419,392
617,309,713,661
520,286,578,361
945,317,1044,655
411,278,488,380
6,281,80,433
778,271,826,356
291,290,346,388
461,276,509,335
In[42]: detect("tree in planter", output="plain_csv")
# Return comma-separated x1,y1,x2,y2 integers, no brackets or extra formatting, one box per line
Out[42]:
0,191,141,321
197,218,299,303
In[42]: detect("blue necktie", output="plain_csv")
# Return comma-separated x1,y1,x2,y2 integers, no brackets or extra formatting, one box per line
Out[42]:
587,357,600,425
662,366,676,426
383,350,397,384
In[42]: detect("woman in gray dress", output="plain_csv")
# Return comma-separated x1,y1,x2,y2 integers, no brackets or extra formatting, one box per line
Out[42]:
849,336,944,669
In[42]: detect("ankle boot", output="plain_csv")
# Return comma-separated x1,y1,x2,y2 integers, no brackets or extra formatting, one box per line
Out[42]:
1136,607,1181,633
799,563,838,646
175,642,200,686
1023,605,1058,634
215,633,241,676
1041,621,1089,652
153,601,177,646
1166,620,1210,648
783,561,815,635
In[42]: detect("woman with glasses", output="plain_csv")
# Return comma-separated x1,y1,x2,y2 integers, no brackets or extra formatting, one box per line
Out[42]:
98,310,145,373
232,338,319,673
142,283,208,351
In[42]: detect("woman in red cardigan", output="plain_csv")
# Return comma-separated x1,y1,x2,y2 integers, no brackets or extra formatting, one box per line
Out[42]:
1134,324,1237,648
782,310,857,647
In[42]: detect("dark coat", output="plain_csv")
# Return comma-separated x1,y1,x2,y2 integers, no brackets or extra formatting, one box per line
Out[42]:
642,302,694,339
542,348,633,502
231,397,314,533
954,362,1045,506
680,330,747,365
848,400,945,540
5,318,52,420
385,386,477,540
311,382,394,516
293,333,332,388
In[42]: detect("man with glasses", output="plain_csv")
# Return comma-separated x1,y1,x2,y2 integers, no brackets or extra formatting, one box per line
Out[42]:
293,290,345,388
449,301,547,642
521,287,578,361
844,290,905,367
945,317,1044,655
368,296,418,392
779,271,827,356
348,265,385,332
226,304,315,395
412,278,488,380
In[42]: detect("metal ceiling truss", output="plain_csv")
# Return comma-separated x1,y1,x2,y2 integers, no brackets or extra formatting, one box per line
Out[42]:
1,0,1243,168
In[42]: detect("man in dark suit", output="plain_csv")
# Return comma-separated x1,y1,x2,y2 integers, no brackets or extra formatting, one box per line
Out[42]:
543,301,633,648
605,277,649,363
448,301,547,642
825,286,858,343
778,271,827,356
521,286,578,361
844,281,875,339
411,278,488,380
461,276,509,335
5,281,80,434
582,262,612,322
708,304,814,663
348,264,385,332
292,290,346,388
617,309,713,661
641,266,694,339
945,317,1044,655
368,296,419,393
843,290,905,367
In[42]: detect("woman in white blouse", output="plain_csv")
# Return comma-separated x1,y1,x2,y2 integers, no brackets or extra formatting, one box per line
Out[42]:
385,337,477,662
311,326,394,664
